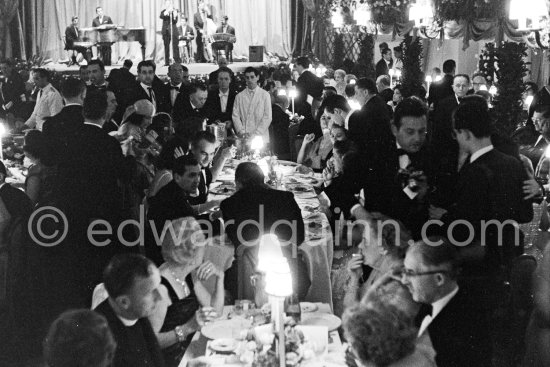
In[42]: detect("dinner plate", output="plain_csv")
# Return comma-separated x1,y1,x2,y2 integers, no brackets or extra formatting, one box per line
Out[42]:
210,184,236,195
301,313,342,331
210,338,238,353
202,319,252,340
300,302,319,313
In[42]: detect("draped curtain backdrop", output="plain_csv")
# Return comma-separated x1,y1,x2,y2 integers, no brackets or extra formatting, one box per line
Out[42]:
21,0,291,64
0,0,20,58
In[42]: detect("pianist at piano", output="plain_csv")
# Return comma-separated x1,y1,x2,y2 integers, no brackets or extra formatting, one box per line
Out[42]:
64,16,88,66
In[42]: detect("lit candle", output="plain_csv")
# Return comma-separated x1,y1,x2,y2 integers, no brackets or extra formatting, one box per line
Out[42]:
0,123,5,161
389,69,395,87
425,75,432,93
288,88,298,115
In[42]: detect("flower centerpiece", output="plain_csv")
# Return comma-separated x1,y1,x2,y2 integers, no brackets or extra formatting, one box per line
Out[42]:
366,0,413,25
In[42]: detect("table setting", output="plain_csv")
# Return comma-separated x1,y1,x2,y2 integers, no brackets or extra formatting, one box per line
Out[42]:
179,302,346,367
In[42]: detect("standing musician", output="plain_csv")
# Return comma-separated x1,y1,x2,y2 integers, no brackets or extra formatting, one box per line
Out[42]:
194,0,217,63
92,6,114,65
160,0,181,66
178,14,195,64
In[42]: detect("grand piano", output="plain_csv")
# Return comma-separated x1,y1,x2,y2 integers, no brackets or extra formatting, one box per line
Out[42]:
77,26,146,61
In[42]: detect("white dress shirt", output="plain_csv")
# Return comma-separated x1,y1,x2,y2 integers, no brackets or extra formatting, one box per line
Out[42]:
232,86,272,142
219,89,229,113
470,144,494,163
25,83,64,131
418,286,459,337
169,83,182,106
141,82,156,110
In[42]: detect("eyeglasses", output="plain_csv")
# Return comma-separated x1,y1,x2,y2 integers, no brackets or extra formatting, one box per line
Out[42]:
399,267,449,278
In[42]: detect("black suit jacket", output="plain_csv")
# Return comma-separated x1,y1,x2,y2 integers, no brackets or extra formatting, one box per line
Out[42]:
92,15,113,27
95,300,165,367
147,180,196,231
269,104,291,159
173,92,207,125
58,123,132,223
378,88,394,103
203,88,237,123
127,82,171,114
375,58,392,77
0,70,25,114
296,70,323,103
42,105,85,166
216,25,235,35
220,185,309,299
107,68,136,94
425,287,492,367
363,142,431,238
64,25,79,49
348,95,393,161
0,183,33,219
160,9,178,36
442,149,533,272
428,74,454,109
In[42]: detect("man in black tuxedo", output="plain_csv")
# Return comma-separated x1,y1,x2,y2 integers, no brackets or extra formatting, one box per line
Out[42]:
220,162,310,301
173,80,208,125
402,239,492,367
269,94,291,160
160,0,181,66
430,74,470,203
295,56,324,110
429,96,533,279
0,59,26,120
127,60,170,115
107,60,135,96
360,97,431,238
92,7,114,65
348,78,393,163
204,66,236,126
147,155,221,263
375,48,393,78
42,77,86,166
427,59,455,110
165,63,187,112
178,15,195,63
376,74,393,103
208,57,230,87
188,131,234,206
64,16,85,66
87,59,109,92
102,90,120,134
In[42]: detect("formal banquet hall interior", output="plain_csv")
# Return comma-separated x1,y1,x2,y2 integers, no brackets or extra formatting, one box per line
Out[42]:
2,0,550,366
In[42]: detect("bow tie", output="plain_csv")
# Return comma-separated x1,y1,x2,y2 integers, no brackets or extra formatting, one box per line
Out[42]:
414,303,433,327
170,86,180,91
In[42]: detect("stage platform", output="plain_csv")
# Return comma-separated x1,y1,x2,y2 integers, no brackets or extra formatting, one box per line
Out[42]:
44,61,267,78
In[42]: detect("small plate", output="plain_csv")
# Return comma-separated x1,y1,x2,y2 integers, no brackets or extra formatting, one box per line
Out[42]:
301,313,342,331
210,184,236,195
300,302,319,313
210,338,238,353
279,160,299,167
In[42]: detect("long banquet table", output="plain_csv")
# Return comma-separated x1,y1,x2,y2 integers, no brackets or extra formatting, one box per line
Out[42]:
178,303,347,367
203,159,334,307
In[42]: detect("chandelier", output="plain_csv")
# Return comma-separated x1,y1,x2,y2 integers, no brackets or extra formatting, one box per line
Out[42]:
354,2,377,34
409,0,441,38
509,0,550,48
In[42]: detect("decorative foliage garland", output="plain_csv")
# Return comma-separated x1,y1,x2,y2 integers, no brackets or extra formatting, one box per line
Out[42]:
434,0,502,22
492,42,528,136
400,35,423,98
366,0,412,25
353,33,376,78
476,42,497,85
